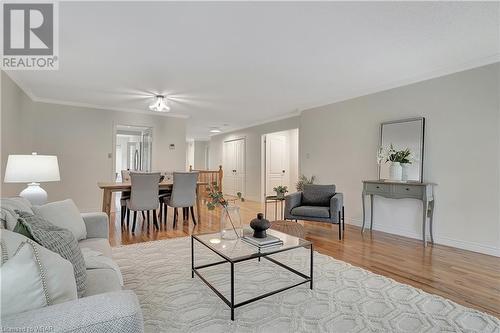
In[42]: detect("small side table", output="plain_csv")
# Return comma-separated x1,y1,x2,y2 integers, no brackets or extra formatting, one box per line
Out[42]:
265,195,285,221
270,220,306,238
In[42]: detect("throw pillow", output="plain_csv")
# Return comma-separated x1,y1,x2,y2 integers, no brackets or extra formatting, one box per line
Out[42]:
32,199,87,241
15,211,87,297
1,230,77,316
13,220,34,240
302,184,336,206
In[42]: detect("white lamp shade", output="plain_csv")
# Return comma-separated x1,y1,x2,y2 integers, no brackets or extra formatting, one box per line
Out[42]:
4,154,60,183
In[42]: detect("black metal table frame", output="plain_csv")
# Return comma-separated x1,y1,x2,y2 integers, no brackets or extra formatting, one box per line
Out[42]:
191,235,313,321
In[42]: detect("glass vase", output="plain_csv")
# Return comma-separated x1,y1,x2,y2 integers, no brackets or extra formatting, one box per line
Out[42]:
220,204,242,240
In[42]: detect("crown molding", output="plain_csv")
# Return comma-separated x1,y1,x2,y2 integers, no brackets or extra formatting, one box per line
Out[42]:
300,53,500,114
209,110,302,138
2,71,189,119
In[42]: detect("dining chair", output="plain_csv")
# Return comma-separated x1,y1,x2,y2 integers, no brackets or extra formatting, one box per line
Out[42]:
161,172,198,227
119,170,131,229
127,172,161,233
158,171,173,224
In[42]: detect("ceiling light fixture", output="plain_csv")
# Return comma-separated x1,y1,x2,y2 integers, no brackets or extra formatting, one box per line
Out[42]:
209,128,222,133
149,95,170,112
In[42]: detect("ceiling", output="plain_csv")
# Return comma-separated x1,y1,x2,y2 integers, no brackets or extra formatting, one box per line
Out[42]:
6,1,500,139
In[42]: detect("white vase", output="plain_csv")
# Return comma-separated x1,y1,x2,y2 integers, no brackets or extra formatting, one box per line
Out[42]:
389,162,402,181
401,163,409,181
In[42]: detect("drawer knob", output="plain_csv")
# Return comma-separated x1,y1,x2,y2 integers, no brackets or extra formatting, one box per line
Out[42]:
406,188,410,191
376,186,380,189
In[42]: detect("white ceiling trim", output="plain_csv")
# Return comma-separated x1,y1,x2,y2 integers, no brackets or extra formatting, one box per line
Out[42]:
5,54,499,133
300,53,500,115
208,53,500,138
3,71,189,119
209,110,302,138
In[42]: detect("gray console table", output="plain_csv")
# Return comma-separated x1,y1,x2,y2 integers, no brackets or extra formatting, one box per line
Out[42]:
362,180,436,246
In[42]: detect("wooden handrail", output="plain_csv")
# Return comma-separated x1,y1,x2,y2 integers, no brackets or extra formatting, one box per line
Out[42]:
189,165,223,193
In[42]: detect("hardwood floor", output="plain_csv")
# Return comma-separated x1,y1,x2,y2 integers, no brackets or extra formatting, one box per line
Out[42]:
109,199,500,318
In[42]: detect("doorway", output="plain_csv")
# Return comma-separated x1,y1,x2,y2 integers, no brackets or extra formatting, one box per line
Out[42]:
263,129,299,198
222,138,245,197
114,125,153,181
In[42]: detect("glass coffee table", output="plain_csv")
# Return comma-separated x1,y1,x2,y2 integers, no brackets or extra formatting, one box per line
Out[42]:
191,229,313,320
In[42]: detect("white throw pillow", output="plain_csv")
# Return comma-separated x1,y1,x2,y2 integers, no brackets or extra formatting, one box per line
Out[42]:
1,229,78,316
1,242,48,316
33,199,87,241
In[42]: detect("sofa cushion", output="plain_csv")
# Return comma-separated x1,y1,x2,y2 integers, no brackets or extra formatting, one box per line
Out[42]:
291,205,330,218
1,230,77,317
84,268,122,297
79,238,112,258
16,211,87,298
33,199,87,241
302,184,336,206
0,197,34,230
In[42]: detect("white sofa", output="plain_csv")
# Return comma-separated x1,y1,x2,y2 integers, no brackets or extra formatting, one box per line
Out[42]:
0,197,144,333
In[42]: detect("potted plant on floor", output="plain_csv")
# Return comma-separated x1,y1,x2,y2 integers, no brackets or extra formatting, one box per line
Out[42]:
296,175,316,192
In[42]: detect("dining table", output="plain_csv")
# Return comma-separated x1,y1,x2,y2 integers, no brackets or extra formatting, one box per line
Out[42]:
97,180,208,223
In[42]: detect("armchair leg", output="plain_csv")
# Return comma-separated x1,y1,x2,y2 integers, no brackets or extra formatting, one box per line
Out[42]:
190,206,197,225
342,206,345,231
338,211,342,240
126,208,130,230
173,208,178,228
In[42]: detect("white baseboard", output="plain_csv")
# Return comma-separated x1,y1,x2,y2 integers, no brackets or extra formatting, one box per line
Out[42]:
348,218,500,257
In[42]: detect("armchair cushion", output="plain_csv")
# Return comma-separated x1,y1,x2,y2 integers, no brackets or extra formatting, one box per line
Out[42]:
291,206,330,218
302,184,336,206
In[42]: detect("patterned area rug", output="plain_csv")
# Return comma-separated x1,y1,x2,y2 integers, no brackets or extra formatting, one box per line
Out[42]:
112,237,499,333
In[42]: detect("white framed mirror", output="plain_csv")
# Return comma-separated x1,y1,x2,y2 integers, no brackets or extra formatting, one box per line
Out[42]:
379,117,425,182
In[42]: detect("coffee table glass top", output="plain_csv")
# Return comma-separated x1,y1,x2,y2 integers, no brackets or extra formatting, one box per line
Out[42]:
193,228,311,262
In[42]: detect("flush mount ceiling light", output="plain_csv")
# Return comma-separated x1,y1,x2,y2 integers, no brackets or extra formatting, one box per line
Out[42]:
149,95,170,112
209,128,222,133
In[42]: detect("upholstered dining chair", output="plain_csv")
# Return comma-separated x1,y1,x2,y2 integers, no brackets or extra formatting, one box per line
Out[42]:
127,172,161,233
119,170,131,229
161,172,198,227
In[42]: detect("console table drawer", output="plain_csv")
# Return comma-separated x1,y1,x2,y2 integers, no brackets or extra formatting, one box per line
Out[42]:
365,183,390,193
393,185,423,197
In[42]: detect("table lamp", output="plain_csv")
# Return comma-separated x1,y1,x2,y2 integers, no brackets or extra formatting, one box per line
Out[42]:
4,153,60,205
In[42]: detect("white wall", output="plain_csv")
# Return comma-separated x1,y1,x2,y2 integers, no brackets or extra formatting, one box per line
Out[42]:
210,117,300,201
193,140,208,169
1,72,187,212
300,63,500,256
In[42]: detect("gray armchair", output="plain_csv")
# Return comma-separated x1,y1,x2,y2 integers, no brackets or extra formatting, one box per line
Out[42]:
284,184,345,239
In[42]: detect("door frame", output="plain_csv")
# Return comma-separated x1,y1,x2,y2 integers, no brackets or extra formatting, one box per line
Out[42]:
222,136,246,198
111,123,154,181
261,128,300,203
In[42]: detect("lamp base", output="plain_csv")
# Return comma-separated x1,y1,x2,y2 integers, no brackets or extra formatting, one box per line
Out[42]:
20,183,48,205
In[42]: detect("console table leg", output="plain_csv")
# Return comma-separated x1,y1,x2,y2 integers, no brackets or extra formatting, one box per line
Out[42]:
361,193,366,233
429,200,435,244
422,201,429,247
370,194,374,230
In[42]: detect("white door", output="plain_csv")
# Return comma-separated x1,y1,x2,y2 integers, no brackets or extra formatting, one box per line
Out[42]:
223,138,245,196
265,134,289,196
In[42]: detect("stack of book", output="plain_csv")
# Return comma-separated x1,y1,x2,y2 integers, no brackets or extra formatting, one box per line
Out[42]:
242,234,283,248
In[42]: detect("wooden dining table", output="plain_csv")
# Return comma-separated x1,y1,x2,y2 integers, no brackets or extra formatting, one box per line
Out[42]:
97,181,208,223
